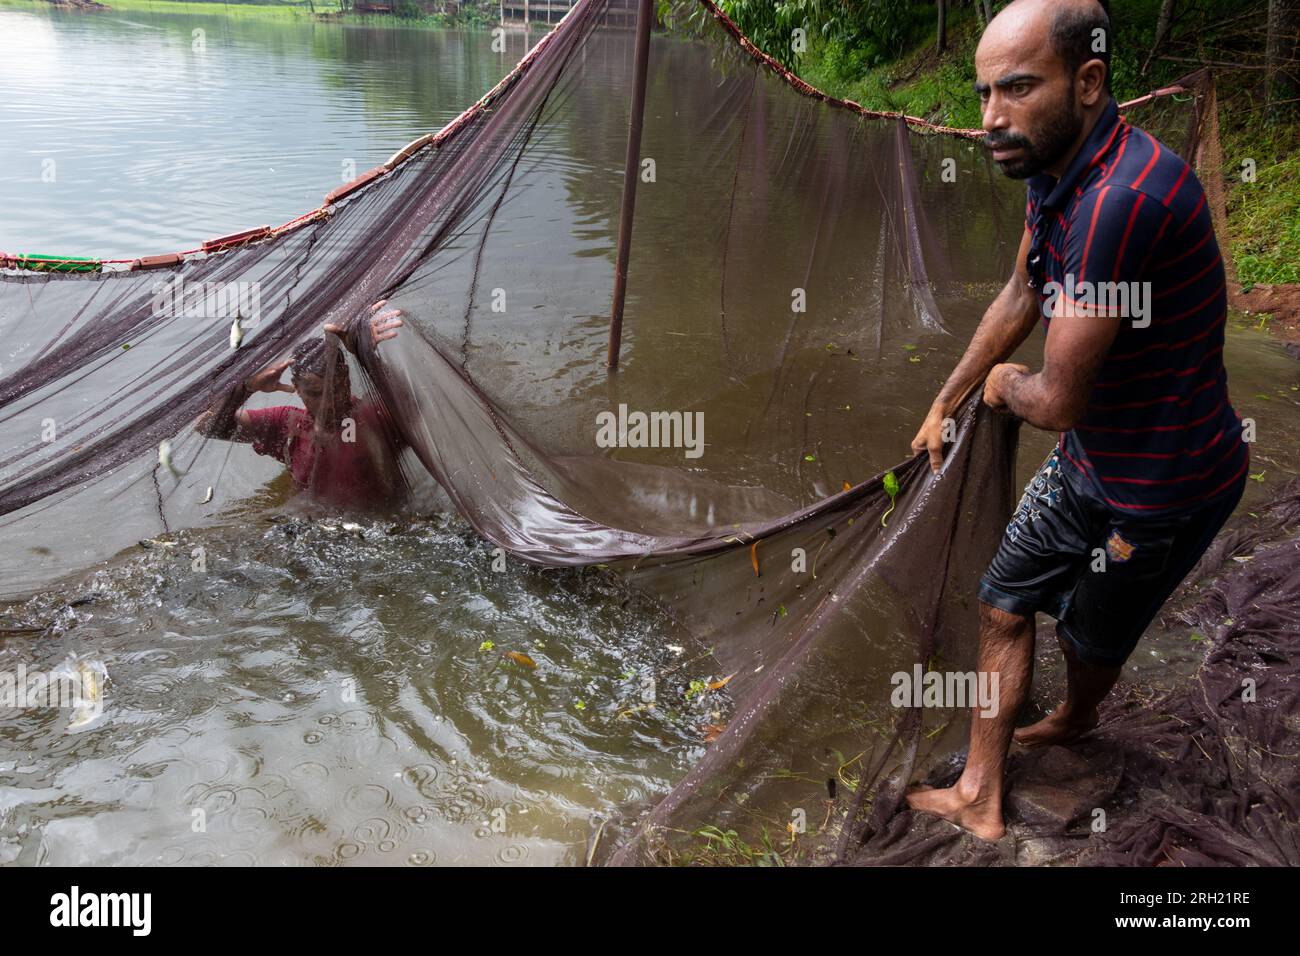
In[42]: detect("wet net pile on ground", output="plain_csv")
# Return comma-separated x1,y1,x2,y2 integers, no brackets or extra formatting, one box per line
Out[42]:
0,0,1241,864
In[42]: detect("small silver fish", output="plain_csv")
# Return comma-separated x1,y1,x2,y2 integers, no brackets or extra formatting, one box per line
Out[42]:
158,440,183,477
53,654,107,731
201,486,213,504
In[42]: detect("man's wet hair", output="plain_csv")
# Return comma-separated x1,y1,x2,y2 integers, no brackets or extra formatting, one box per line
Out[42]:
291,335,348,385
1051,0,1111,92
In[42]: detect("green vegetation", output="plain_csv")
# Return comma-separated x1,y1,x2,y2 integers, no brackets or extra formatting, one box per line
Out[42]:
689,824,789,865
881,470,900,527
711,0,1300,286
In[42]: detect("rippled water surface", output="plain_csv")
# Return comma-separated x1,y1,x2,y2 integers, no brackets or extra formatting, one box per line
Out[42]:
1,509,723,865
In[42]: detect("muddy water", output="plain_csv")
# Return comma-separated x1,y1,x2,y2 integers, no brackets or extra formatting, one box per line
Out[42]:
1,4,1297,865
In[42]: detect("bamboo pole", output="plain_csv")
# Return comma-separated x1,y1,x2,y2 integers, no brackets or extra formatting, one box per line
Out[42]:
607,0,653,370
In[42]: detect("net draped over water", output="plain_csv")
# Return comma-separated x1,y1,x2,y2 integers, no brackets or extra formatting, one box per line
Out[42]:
0,0,1219,863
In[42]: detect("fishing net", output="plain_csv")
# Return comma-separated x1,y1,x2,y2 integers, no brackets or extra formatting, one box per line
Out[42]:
0,0,1228,864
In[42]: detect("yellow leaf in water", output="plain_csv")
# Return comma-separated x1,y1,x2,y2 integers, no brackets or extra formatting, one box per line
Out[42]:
702,723,727,742
750,540,760,577
842,481,852,492
707,673,735,691
503,651,537,670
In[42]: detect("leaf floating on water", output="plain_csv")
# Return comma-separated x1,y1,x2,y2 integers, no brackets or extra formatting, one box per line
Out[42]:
803,454,816,462
881,471,900,527
503,651,537,670
201,486,213,504
702,723,727,743
842,481,852,492
479,640,495,652
707,673,735,691
750,540,760,577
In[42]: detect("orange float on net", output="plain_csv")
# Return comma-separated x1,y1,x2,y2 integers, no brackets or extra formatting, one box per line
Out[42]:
201,226,271,254
131,252,185,271
325,167,387,207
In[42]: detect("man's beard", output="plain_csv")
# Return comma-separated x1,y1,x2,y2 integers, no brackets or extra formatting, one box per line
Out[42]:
986,93,1083,180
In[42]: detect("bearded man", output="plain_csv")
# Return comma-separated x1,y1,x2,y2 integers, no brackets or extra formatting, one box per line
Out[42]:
907,0,1247,840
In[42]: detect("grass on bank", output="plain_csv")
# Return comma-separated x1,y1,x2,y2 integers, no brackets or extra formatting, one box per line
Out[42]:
790,0,1299,285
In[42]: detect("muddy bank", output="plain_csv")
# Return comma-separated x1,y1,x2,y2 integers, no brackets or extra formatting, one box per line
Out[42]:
1232,282,1300,353
844,475,1300,867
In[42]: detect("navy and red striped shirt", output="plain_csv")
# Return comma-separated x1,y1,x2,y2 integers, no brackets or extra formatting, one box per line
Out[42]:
1024,97,1248,515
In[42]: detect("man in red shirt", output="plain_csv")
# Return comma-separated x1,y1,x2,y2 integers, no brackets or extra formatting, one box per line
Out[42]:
197,302,406,511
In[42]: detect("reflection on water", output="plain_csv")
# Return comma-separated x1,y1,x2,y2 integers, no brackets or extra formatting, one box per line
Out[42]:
0,3,529,257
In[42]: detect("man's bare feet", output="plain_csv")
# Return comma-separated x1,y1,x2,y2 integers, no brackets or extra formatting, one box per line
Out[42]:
1013,704,1098,747
905,781,1006,842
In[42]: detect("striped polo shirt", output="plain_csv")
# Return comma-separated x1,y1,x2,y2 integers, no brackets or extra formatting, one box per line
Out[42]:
1023,96,1248,515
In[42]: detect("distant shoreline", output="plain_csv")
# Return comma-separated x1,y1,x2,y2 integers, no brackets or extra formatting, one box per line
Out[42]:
0,0,525,31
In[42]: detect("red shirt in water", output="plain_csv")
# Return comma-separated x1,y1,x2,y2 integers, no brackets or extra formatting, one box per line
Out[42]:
243,400,400,510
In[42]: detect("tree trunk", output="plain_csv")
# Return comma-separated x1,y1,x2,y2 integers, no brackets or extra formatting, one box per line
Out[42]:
1265,0,1285,119
1154,0,1176,45
937,0,947,53
1142,0,1177,75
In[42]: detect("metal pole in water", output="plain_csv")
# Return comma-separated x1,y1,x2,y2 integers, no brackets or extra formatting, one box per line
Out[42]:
607,0,653,370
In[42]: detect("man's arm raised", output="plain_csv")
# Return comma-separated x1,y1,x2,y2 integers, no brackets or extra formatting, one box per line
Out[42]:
911,225,1040,472
195,358,295,441
324,300,404,356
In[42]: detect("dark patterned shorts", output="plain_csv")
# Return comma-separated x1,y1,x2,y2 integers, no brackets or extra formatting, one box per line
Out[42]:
977,444,1244,667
